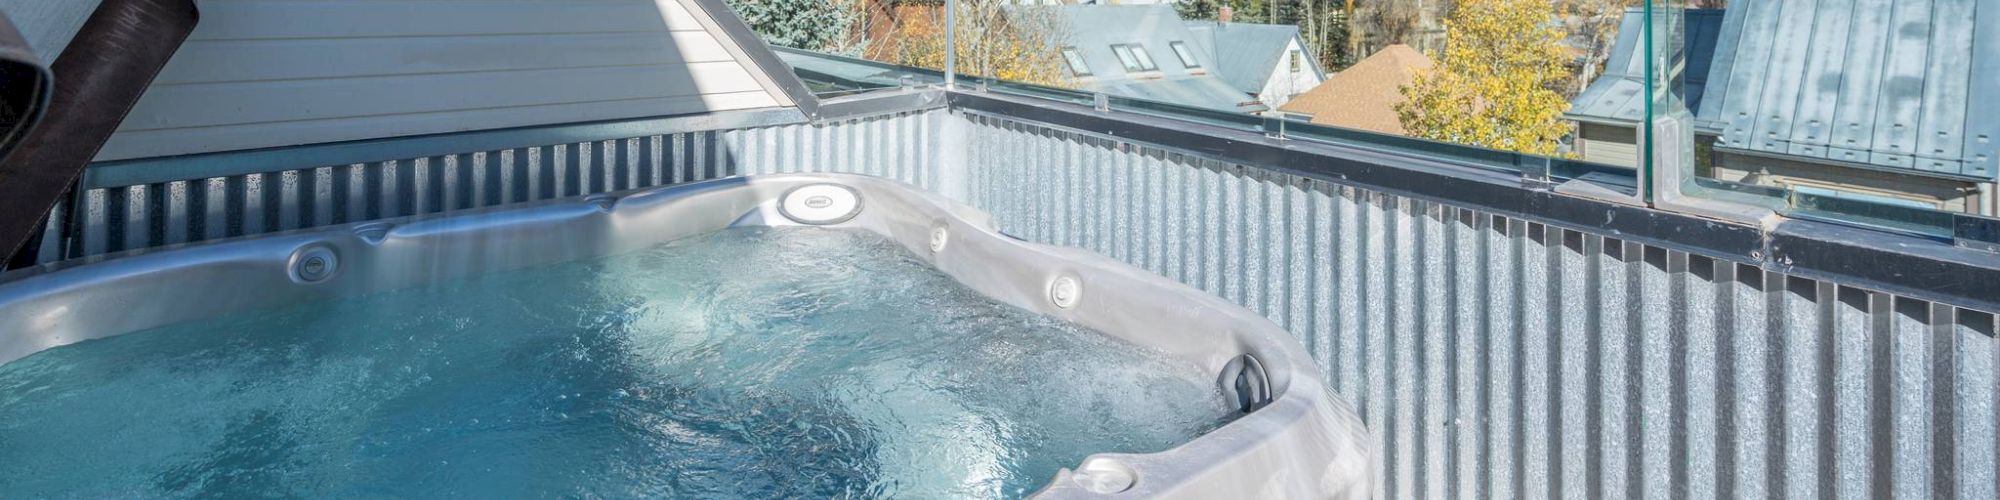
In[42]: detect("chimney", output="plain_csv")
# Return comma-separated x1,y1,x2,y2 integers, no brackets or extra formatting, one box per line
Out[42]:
1219,6,1233,24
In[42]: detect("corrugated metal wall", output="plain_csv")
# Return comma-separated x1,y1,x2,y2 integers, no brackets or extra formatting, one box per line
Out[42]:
958,111,1999,500
50,104,1999,498
52,109,941,261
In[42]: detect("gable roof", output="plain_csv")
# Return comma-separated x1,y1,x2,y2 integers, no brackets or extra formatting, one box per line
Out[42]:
1695,1,2000,180
1565,8,1725,127
1183,20,1321,94
1034,5,1263,112
1277,44,1431,135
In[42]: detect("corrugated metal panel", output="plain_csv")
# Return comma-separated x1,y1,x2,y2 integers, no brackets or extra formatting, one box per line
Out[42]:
959,110,2000,499
52,109,941,261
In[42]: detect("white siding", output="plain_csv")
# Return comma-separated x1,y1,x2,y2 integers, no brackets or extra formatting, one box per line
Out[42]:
1256,38,1322,110
1577,123,1640,168
96,0,790,161
0,0,102,64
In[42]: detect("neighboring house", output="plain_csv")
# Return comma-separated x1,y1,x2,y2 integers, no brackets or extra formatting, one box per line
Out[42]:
1569,6,2000,215
1350,3,1448,58
1036,5,1265,113
1183,19,1326,110
1565,8,1723,169
1276,44,1431,136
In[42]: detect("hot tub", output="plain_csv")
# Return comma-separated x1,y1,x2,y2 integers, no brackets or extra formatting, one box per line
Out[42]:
0,173,1369,498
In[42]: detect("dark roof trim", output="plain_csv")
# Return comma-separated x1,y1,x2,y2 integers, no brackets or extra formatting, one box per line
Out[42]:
1715,143,1998,183
682,0,823,119
949,90,2000,312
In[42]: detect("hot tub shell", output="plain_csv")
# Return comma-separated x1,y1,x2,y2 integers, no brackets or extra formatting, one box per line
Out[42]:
0,173,1370,498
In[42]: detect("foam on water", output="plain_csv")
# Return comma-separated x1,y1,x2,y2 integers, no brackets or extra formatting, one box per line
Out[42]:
0,227,1235,498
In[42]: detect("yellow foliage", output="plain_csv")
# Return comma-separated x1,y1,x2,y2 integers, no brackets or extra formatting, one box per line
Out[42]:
879,4,1070,88
1397,0,1573,156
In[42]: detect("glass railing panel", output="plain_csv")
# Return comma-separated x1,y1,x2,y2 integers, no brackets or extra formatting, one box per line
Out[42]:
724,0,2000,248
1646,0,1999,244
958,0,1643,194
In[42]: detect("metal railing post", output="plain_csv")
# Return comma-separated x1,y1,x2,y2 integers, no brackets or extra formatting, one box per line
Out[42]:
943,0,957,89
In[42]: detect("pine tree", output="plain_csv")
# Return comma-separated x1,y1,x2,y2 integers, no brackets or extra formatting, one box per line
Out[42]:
726,0,867,55
1178,0,1349,70
1396,0,1572,156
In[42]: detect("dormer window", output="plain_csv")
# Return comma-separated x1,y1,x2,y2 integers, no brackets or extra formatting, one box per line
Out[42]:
1061,47,1091,76
1110,44,1158,72
1169,41,1200,68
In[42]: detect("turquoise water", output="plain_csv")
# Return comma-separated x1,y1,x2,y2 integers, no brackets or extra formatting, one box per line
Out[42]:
0,227,1234,498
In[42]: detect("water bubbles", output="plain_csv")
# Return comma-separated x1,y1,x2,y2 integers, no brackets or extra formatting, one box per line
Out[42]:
0,227,1230,498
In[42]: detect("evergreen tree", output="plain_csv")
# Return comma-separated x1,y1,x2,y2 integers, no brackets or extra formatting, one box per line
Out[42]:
1177,0,1349,70
726,0,866,54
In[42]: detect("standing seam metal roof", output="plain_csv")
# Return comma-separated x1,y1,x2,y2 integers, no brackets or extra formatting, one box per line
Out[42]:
1696,0,1999,180
1035,5,1261,112
1183,20,1321,95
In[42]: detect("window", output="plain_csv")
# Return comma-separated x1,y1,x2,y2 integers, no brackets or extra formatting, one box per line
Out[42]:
1129,45,1158,71
1109,44,1158,72
1060,47,1091,77
1110,45,1140,72
1289,51,1301,73
1169,41,1200,68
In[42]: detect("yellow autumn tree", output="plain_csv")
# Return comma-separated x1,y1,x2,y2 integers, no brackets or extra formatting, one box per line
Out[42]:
1397,0,1572,156
877,2,1069,87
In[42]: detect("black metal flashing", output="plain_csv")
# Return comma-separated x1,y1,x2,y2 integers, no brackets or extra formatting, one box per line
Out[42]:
1770,219,2000,312
948,90,2000,311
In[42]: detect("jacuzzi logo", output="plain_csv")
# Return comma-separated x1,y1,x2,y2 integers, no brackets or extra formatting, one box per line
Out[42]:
778,183,863,225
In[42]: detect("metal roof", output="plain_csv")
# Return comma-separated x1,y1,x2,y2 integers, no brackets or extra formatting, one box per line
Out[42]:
1183,20,1321,94
1696,0,2000,180
1036,5,1262,112
1565,8,1724,127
